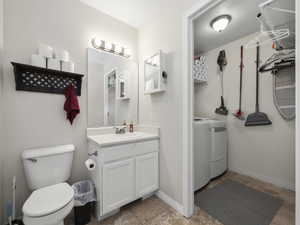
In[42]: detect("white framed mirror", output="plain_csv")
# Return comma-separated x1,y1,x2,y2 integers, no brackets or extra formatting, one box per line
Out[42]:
87,48,138,127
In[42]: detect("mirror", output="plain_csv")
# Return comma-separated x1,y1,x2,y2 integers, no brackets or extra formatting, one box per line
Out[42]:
144,50,167,94
87,48,139,127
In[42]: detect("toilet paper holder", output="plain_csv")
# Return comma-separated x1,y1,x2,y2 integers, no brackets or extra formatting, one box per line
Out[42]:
88,151,98,157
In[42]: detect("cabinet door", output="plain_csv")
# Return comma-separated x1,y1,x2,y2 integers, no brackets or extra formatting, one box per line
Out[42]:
102,158,135,214
136,152,159,197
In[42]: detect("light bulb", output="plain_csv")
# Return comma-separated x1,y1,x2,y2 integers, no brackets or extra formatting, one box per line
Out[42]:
114,44,124,54
105,42,113,51
91,38,104,49
124,48,132,57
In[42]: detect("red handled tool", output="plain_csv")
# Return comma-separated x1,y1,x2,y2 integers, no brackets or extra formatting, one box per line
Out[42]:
233,46,245,120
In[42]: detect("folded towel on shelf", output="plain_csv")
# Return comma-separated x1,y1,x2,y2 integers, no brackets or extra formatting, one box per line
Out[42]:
64,85,80,125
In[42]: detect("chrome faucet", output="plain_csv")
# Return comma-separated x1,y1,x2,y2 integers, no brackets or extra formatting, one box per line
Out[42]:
114,126,127,134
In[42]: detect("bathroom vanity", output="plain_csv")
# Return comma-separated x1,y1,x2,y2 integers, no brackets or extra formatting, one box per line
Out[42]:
86,48,159,220
87,127,160,220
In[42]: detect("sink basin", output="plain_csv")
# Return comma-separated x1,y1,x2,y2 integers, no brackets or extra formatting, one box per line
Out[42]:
101,132,145,140
88,131,159,147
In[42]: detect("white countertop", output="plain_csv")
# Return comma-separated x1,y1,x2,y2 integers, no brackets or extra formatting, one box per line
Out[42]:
88,131,159,147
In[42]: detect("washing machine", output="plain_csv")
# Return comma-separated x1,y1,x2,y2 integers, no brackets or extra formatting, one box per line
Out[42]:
209,120,227,179
193,118,211,191
193,117,227,191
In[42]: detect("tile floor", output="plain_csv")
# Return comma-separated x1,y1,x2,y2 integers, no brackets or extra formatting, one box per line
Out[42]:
67,171,295,225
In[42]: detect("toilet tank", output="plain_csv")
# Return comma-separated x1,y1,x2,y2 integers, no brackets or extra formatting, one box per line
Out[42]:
22,144,75,190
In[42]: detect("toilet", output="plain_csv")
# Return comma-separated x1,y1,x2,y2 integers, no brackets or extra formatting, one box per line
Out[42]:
21,144,75,225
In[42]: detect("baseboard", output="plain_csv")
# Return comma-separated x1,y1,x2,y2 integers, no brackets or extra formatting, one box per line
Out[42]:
156,190,184,215
230,168,295,191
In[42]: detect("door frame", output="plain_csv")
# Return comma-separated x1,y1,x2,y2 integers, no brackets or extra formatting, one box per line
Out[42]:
182,0,299,220
182,0,225,217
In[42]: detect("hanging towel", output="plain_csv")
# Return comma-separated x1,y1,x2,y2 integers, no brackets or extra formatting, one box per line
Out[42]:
64,85,80,125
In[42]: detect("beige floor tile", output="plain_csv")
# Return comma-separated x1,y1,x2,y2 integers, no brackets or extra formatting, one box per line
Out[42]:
97,210,141,225
66,171,295,225
190,208,222,225
127,197,173,224
146,212,190,225
270,203,295,225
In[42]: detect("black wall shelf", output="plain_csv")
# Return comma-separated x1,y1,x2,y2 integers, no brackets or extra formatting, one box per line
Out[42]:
11,62,84,96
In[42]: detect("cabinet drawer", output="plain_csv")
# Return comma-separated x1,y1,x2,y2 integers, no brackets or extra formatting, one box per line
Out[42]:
135,140,159,153
101,140,159,163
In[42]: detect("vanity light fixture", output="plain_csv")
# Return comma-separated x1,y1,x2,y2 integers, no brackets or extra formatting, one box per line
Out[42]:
210,15,232,32
124,48,132,57
114,44,124,55
104,41,114,51
91,38,104,49
91,38,131,58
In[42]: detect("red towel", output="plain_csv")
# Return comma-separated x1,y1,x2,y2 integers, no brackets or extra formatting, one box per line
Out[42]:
64,85,80,125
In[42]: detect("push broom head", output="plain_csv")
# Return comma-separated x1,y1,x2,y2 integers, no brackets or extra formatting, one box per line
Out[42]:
245,43,272,127
245,111,272,126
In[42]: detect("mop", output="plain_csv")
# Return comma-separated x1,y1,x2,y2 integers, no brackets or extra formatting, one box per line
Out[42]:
6,177,24,225
245,43,272,126
233,46,245,120
215,50,228,115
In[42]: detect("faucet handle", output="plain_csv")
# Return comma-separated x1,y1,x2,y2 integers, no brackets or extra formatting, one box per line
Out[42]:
114,126,127,134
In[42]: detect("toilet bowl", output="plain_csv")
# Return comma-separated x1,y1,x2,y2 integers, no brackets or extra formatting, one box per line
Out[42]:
21,145,75,225
23,183,74,225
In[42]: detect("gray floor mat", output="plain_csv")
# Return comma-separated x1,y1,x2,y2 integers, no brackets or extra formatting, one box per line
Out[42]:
195,180,283,225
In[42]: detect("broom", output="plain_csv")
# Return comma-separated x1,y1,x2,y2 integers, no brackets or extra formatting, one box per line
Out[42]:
245,43,272,126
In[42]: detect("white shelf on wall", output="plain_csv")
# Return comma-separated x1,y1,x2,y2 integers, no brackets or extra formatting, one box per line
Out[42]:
144,50,167,95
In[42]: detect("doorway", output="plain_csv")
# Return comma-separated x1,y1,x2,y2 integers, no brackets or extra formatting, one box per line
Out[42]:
182,0,296,224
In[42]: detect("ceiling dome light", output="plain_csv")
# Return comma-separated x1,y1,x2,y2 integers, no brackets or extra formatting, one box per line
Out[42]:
210,15,232,32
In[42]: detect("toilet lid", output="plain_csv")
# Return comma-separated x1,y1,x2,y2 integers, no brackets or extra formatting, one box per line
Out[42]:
23,183,74,217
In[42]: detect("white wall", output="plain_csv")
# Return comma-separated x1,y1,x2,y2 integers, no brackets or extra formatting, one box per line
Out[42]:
138,1,200,205
2,0,138,219
0,0,4,223
194,33,295,190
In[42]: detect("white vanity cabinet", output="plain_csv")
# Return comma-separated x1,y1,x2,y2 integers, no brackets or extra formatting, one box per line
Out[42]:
102,158,136,214
136,152,159,198
88,138,159,220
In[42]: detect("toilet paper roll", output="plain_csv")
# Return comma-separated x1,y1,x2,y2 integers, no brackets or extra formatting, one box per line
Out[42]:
62,61,75,73
38,44,53,58
55,49,70,62
47,58,60,70
31,54,46,68
85,159,96,171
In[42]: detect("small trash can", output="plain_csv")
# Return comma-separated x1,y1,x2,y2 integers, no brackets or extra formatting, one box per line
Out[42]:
72,180,96,225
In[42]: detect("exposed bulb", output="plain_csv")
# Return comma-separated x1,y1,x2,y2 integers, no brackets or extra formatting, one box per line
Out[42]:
124,48,132,57
105,42,113,51
91,38,103,48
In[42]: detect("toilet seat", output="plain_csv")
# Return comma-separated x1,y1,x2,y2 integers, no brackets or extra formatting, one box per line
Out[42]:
23,183,74,217
23,199,73,225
